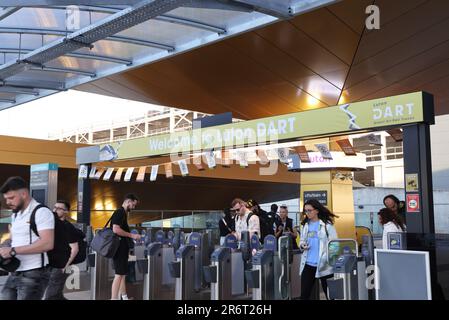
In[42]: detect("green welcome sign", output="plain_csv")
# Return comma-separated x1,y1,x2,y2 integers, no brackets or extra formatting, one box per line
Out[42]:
97,91,433,162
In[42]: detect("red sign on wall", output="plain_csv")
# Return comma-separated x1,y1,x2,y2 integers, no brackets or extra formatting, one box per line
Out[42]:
406,194,420,212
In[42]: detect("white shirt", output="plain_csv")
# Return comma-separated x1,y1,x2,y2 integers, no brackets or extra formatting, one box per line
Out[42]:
11,198,55,271
235,211,260,240
382,221,406,249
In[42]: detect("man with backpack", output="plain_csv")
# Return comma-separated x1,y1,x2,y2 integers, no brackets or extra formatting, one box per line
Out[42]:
246,199,273,243
44,200,86,300
231,198,260,241
0,177,54,300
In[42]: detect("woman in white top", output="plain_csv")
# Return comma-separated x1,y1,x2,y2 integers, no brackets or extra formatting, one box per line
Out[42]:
377,208,406,249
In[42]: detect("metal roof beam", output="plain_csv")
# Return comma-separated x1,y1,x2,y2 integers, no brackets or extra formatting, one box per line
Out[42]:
228,0,339,18
0,48,132,65
30,66,96,77
0,27,175,51
0,7,21,21
154,14,227,34
36,5,124,14
0,98,16,103
0,1,140,6
0,0,189,80
227,0,293,18
0,86,39,95
0,79,65,91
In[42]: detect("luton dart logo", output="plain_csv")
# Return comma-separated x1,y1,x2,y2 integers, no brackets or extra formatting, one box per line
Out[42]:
339,104,361,130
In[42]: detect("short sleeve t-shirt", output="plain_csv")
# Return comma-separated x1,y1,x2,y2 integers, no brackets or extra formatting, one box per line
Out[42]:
111,207,130,234
62,220,80,244
305,220,320,267
11,198,55,271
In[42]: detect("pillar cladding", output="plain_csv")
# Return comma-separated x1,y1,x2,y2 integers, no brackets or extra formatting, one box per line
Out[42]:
299,137,356,240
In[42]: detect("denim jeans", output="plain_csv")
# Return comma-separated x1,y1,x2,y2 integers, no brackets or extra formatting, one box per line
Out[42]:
1,266,50,300
44,267,69,300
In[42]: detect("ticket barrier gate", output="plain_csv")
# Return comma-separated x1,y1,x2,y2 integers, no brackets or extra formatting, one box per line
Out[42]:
88,236,147,300
202,233,252,300
358,234,375,300
245,234,301,300
169,232,211,300
142,230,176,300
245,235,277,300
326,239,359,300
274,235,294,300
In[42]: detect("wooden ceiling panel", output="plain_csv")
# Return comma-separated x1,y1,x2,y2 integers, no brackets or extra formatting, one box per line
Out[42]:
326,0,373,35
346,16,449,89
255,20,349,88
226,32,341,106
353,83,413,103
354,0,449,65
290,7,360,65
344,39,449,101
434,97,449,116
374,0,428,27
400,58,449,91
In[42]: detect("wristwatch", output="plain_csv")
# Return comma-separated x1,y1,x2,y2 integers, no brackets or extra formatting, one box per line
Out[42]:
9,247,16,257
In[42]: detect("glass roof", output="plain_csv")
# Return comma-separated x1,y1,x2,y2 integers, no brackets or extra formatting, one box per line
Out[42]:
0,0,336,109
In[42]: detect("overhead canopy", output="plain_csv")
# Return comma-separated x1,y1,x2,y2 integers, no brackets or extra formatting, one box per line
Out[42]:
0,0,336,110
75,0,449,119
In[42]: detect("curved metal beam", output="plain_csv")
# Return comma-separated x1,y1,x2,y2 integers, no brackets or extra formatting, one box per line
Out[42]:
154,14,227,34
0,27,175,51
0,48,132,65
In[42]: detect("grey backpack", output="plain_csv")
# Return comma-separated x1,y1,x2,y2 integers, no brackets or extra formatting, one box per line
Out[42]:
91,216,120,258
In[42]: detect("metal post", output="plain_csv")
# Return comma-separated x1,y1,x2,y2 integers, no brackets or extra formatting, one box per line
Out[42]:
402,123,435,233
77,164,91,226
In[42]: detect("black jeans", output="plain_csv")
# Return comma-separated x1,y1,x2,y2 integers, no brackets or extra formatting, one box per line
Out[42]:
44,267,69,300
1,266,50,300
300,264,333,300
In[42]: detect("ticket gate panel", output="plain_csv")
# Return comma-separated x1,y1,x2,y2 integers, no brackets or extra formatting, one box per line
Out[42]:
328,255,359,300
231,252,245,296
89,251,145,300
171,245,197,300
162,247,175,286
290,252,301,299
209,247,232,300
143,243,176,300
357,260,368,300
194,250,202,291
89,252,111,300
247,250,274,300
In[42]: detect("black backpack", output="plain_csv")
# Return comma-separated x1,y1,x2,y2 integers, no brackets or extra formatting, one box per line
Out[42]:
246,210,272,242
71,226,87,265
30,204,71,269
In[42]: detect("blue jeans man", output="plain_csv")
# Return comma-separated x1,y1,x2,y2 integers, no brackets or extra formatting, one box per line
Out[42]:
1,267,50,300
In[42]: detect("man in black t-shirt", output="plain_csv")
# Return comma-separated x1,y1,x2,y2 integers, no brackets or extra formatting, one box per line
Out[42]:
110,193,141,300
45,200,81,300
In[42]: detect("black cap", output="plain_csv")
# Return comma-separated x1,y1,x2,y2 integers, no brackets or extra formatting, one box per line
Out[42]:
0,256,20,273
